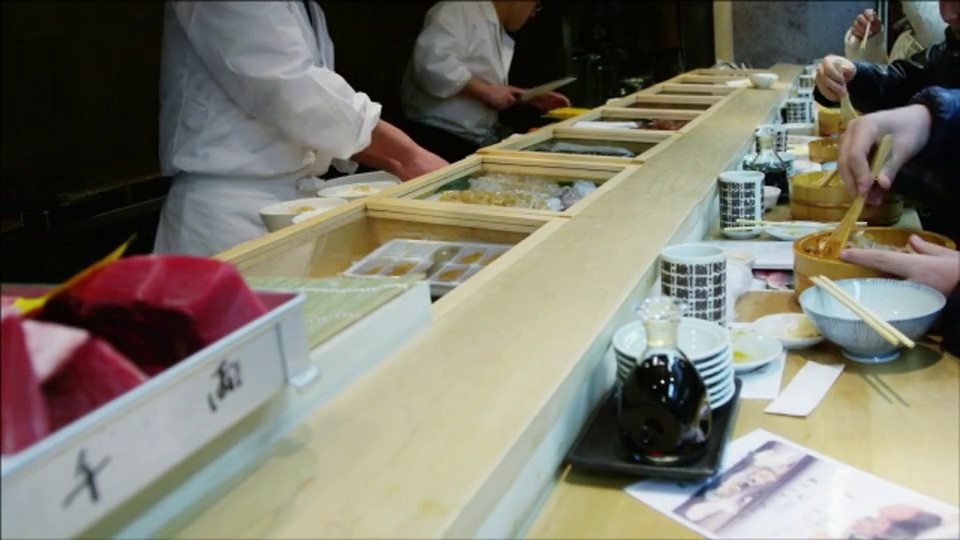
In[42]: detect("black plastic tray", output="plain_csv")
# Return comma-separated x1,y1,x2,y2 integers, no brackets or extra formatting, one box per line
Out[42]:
566,378,742,480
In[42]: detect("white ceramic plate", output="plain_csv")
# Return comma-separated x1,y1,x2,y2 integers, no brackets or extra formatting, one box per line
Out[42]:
259,197,349,232
709,382,737,408
695,350,732,377
731,327,784,373
703,364,734,390
765,221,826,242
317,180,399,201
613,318,731,363
753,313,826,350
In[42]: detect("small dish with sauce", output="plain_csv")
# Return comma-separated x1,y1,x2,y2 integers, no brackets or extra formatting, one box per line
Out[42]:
730,327,783,373
752,313,825,350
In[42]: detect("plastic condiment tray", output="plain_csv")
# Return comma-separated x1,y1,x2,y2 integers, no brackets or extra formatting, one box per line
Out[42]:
343,239,511,297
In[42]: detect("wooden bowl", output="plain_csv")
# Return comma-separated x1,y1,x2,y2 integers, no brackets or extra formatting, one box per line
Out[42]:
808,138,840,162
789,172,903,225
818,106,843,136
793,228,956,298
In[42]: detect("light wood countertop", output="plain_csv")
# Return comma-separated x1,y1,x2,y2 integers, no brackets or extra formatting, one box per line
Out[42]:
528,291,959,539
165,65,808,538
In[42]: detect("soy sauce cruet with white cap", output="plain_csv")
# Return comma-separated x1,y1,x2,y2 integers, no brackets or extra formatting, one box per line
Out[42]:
618,296,712,464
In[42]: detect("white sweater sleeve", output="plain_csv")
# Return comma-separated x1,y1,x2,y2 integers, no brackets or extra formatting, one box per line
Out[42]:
171,1,381,160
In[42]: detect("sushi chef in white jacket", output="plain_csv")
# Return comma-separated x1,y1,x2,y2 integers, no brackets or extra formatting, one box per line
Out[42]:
156,1,448,257
845,1,946,63
399,1,570,163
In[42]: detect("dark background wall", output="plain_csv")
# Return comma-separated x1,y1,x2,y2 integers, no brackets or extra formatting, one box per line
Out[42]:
0,0,713,283
732,0,876,67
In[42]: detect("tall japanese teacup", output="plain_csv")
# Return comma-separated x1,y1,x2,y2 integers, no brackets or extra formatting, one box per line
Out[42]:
660,243,727,326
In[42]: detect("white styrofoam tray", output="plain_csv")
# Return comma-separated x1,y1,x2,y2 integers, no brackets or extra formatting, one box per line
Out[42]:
0,287,315,539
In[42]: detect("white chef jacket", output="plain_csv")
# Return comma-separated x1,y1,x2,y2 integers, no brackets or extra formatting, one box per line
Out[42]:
155,1,381,257
400,1,515,146
845,0,946,62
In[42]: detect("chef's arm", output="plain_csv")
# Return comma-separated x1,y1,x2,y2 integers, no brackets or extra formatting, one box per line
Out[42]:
350,121,433,175
172,2,379,160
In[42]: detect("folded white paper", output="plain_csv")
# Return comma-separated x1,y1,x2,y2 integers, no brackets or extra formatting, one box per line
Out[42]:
764,361,844,417
739,353,786,400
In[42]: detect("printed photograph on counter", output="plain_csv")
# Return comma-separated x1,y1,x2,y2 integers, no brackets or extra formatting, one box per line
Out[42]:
627,430,960,540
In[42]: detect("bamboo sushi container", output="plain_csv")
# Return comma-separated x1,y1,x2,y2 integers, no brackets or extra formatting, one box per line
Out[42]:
793,228,956,297
818,106,845,136
808,138,840,162
789,172,903,225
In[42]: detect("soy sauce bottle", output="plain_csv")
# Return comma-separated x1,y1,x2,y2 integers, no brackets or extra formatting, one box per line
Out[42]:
746,133,789,204
618,297,712,465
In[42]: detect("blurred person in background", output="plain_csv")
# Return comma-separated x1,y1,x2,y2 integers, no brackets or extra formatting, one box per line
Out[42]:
845,2,946,63
156,1,447,257
400,0,570,163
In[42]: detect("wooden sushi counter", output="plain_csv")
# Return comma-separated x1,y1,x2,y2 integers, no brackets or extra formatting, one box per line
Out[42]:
96,63,958,539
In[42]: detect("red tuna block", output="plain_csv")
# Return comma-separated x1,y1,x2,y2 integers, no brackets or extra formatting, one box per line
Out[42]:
28,321,148,431
1,306,49,456
40,256,267,375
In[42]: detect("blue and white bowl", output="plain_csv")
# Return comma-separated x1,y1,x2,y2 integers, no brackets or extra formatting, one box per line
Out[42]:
799,278,946,363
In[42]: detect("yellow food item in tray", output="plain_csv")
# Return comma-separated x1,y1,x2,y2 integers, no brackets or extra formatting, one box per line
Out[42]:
289,206,317,214
458,251,484,265
437,268,467,282
438,189,552,210
387,262,417,277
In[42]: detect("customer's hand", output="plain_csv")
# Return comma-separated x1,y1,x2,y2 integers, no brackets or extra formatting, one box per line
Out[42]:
839,104,932,201
840,235,960,296
816,55,857,101
393,149,449,181
528,91,571,111
479,83,521,111
851,9,883,39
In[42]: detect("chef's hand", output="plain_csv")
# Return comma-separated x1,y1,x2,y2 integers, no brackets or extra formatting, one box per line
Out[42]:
528,91,571,112
840,235,960,296
394,149,449,182
839,104,931,201
851,9,883,39
816,55,856,102
479,83,520,111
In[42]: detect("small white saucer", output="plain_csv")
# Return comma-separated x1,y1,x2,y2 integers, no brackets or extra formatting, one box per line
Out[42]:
731,327,784,373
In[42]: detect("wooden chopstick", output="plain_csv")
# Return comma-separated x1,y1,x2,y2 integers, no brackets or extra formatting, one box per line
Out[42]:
815,169,838,188
859,35,868,50
811,275,916,348
734,219,866,227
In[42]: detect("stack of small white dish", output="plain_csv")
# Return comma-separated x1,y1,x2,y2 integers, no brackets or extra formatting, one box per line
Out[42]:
613,317,737,409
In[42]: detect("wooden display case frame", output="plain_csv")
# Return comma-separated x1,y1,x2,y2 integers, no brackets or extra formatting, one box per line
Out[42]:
604,92,726,112
477,125,679,166
371,154,641,219
553,106,706,135
217,200,565,316
641,82,739,97
689,68,768,77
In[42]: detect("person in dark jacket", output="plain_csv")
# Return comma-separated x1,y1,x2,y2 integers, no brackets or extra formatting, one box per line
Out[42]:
814,0,960,243
814,0,960,113
838,86,960,356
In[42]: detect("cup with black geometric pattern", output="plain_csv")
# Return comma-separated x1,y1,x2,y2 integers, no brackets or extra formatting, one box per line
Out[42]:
719,170,764,239
660,243,728,327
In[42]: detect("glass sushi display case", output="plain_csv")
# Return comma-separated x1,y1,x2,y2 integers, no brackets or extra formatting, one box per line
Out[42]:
376,154,640,218
478,126,678,165
559,107,703,135
605,92,724,111
222,201,562,304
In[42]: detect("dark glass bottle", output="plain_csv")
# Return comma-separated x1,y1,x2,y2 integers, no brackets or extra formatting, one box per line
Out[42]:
746,133,789,204
618,297,712,465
